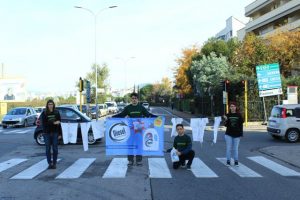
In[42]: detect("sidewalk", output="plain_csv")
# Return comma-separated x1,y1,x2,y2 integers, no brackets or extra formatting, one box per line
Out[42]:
163,107,300,169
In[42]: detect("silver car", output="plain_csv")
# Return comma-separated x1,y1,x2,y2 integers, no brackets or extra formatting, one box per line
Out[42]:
267,104,300,142
2,107,38,128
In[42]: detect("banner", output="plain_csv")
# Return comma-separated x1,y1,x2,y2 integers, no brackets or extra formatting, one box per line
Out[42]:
0,78,26,102
105,117,165,156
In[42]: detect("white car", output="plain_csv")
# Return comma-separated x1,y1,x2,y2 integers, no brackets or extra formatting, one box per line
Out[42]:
105,102,118,114
267,104,300,143
142,102,150,111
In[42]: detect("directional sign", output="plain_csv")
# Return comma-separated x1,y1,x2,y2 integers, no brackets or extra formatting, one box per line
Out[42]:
256,63,282,97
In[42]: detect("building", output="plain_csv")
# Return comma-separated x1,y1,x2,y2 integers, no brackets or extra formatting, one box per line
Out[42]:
216,16,246,41
242,0,300,37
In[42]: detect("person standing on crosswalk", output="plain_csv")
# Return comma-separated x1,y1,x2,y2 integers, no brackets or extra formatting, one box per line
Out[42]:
41,99,61,169
223,102,244,167
173,124,195,170
112,92,157,166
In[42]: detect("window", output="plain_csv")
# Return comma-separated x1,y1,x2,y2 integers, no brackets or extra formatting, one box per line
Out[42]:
59,109,79,120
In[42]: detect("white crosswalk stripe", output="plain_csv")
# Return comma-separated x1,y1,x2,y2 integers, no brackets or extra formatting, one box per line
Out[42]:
102,158,128,178
0,158,28,173
148,158,172,178
248,156,300,176
11,159,61,179
191,158,218,178
217,158,262,177
56,158,95,179
2,156,299,180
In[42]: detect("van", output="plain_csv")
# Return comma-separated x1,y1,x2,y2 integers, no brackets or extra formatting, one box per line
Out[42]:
267,104,300,142
105,101,118,114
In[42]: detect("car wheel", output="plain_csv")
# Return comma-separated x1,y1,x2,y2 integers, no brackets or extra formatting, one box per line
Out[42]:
88,131,96,145
2,125,7,129
36,131,45,145
24,120,28,128
272,135,281,140
285,129,299,143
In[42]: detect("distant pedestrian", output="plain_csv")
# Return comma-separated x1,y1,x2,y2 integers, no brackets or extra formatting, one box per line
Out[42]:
223,102,244,167
171,102,174,110
172,124,195,170
41,99,61,169
112,92,157,166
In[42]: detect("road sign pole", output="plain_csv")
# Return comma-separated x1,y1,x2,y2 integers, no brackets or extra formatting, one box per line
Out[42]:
245,80,248,127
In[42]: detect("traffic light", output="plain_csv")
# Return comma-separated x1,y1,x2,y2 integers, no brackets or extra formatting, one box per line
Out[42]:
79,77,84,92
220,80,230,91
85,80,91,103
240,80,245,90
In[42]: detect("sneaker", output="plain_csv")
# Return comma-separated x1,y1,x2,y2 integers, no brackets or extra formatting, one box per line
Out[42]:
127,161,134,166
186,165,191,170
180,162,186,168
136,161,143,166
226,160,231,166
52,164,56,169
234,161,239,167
47,164,52,169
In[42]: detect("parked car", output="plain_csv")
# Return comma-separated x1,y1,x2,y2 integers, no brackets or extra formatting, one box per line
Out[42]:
267,104,300,143
99,104,108,116
142,102,150,111
117,103,127,113
77,104,88,115
34,106,101,145
34,107,44,118
105,101,118,114
2,107,38,128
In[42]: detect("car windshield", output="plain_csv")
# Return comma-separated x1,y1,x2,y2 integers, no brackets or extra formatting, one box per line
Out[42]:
106,103,114,107
90,106,96,112
7,108,26,115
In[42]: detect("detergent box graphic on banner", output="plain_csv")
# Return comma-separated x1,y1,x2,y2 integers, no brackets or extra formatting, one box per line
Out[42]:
106,117,165,156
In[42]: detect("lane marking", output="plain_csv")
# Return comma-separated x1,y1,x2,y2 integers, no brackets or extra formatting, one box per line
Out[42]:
148,158,172,178
191,158,218,178
102,158,128,178
0,158,28,173
248,156,300,176
217,158,262,177
56,158,95,179
11,159,61,179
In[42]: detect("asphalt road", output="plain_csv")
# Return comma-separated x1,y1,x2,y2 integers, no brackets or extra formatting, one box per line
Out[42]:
0,107,299,200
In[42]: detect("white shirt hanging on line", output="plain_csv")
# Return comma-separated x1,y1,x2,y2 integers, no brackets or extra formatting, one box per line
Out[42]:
198,118,209,143
61,123,78,144
171,118,183,137
91,120,105,139
80,122,91,151
213,116,222,144
190,118,201,142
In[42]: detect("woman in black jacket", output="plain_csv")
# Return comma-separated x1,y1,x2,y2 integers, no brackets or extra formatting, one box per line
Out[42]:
41,99,61,169
223,102,244,167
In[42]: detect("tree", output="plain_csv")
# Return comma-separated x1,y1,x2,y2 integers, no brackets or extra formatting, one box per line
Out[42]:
84,63,110,103
139,84,153,102
201,37,230,58
267,31,300,77
175,46,200,97
190,52,231,94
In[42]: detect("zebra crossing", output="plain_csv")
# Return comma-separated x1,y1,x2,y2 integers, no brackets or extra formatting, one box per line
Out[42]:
1,156,300,180
0,127,35,134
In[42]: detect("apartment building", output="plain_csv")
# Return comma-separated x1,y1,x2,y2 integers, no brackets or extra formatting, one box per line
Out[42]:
244,0,300,36
215,16,246,41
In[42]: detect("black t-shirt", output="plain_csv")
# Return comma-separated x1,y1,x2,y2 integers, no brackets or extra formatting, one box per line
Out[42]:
224,112,244,137
42,110,61,133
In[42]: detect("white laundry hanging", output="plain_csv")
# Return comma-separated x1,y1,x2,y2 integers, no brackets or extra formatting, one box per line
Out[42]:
198,118,208,143
91,120,105,139
190,118,201,142
213,116,222,144
171,118,183,137
80,122,91,151
61,123,78,144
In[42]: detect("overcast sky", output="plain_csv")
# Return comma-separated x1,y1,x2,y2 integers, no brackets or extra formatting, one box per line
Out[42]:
0,0,253,93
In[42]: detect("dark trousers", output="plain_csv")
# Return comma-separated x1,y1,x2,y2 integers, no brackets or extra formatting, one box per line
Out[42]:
43,132,58,165
128,155,142,162
173,150,195,169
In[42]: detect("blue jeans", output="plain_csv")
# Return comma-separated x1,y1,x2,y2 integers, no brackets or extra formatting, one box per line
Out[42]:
43,132,58,165
224,134,240,161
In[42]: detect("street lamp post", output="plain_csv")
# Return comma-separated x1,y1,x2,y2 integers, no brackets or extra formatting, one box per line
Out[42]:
116,57,135,94
75,5,117,120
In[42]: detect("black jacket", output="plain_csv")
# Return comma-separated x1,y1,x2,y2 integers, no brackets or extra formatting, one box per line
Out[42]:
224,112,244,137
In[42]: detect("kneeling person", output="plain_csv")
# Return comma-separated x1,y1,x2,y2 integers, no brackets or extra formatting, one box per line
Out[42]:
173,124,195,170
